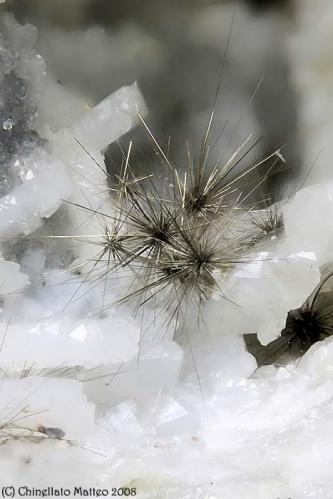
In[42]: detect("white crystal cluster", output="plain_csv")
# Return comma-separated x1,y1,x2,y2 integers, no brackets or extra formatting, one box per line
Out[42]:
1,9,333,499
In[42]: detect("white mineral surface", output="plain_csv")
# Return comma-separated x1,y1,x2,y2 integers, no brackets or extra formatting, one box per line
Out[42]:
1,7,333,499
222,244,321,345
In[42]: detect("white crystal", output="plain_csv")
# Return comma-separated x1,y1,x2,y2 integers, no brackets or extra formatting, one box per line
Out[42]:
283,181,333,266
72,82,147,152
1,8,333,497
0,154,73,237
2,118,14,130
101,400,143,436
0,377,95,440
0,313,139,371
214,244,320,345
84,341,183,407
0,260,29,296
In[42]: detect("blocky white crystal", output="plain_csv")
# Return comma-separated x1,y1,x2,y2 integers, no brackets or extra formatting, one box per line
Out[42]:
219,245,320,345
0,377,95,440
84,340,183,407
283,181,333,266
72,83,147,152
0,313,140,371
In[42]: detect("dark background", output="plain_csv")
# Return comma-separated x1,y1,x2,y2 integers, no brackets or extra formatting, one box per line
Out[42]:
3,0,297,197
